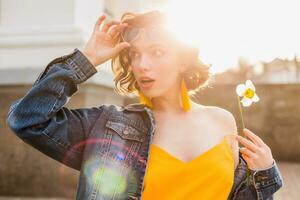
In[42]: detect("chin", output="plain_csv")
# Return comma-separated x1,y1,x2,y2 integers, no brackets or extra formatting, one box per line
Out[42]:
140,89,158,99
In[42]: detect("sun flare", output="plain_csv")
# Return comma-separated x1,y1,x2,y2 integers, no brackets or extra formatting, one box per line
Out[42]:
147,0,300,74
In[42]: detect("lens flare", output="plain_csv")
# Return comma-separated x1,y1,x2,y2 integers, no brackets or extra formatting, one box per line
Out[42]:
58,137,145,198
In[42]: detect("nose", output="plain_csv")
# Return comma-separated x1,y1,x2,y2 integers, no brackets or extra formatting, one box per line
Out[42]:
137,54,151,71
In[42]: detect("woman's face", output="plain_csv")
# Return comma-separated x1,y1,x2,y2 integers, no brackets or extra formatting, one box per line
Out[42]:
127,28,187,99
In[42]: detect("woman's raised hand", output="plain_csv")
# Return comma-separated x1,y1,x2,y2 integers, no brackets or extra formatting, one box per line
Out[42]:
82,14,131,67
235,128,275,171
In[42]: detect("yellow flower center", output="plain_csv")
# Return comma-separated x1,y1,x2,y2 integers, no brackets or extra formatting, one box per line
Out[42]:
244,88,254,98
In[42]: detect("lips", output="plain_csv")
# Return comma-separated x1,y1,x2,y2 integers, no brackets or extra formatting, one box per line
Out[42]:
139,77,155,89
139,76,155,83
141,79,155,83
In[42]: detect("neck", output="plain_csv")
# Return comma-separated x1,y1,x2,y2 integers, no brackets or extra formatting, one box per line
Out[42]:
151,98,182,114
150,81,195,115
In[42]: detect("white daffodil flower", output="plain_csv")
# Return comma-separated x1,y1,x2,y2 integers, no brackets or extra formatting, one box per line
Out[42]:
236,80,259,107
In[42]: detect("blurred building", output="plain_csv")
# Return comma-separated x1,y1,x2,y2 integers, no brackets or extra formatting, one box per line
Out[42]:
254,57,300,84
213,56,300,85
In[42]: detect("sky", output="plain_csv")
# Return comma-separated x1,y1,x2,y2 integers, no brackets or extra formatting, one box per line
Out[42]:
148,0,300,74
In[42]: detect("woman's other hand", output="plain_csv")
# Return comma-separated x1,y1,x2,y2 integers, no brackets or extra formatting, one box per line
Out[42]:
235,128,275,171
82,14,131,67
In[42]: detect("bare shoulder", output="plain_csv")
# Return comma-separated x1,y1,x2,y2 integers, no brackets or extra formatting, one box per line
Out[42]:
207,106,237,134
191,103,238,136
193,104,237,140
192,103,239,169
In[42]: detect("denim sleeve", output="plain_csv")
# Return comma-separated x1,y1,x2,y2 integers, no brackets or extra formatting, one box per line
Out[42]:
6,48,104,171
228,152,284,200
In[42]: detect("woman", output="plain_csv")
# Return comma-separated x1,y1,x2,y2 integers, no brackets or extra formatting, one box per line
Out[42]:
7,11,283,199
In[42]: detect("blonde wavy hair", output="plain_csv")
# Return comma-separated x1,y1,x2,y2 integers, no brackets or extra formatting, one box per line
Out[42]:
111,10,213,97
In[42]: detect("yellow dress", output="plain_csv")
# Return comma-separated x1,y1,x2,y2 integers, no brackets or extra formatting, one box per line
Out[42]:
141,136,234,200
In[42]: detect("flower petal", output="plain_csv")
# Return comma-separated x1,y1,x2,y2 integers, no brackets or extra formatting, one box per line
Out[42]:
241,97,252,107
245,80,255,91
236,84,246,96
252,94,259,102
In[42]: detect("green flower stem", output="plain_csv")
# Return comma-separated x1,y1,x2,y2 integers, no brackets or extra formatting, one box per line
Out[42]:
237,95,245,133
237,95,250,186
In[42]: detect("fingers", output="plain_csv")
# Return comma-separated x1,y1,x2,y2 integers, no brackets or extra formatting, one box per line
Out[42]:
243,128,265,147
236,134,260,153
94,15,106,33
93,14,121,33
101,20,121,33
108,23,128,39
239,147,256,158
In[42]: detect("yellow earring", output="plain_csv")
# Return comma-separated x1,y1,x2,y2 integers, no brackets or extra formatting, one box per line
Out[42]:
181,78,191,112
138,78,191,112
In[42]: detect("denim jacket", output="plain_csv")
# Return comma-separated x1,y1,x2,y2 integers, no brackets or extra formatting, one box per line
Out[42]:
6,48,283,200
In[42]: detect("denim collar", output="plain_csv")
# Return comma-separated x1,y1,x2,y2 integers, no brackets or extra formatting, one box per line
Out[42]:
123,103,150,112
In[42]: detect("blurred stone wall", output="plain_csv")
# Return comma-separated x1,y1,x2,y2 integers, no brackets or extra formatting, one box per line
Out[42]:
1,83,299,197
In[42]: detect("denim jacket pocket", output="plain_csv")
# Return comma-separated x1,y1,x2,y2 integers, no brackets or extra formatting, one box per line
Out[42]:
105,120,146,143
